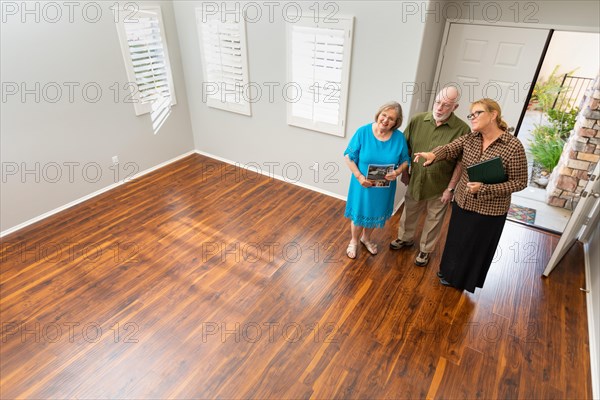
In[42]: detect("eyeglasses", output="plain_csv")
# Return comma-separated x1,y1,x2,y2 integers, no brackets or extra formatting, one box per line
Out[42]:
467,110,486,120
434,100,455,110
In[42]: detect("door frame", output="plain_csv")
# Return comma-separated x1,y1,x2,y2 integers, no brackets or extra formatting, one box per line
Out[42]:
543,162,600,276
429,19,599,111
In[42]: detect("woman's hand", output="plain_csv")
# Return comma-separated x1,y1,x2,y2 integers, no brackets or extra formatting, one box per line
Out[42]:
413,152,436,166
384,171,398,181
466,182,482,194
385,162,408,182
358,175,373,188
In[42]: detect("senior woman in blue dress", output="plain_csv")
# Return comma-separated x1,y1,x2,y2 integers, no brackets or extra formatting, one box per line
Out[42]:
344,101,410,259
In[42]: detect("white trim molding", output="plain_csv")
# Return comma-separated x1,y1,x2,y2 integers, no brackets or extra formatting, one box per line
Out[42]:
0,151,196,238
194,150,347,202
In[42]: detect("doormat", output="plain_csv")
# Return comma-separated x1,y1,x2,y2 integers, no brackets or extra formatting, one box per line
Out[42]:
508,204,536,225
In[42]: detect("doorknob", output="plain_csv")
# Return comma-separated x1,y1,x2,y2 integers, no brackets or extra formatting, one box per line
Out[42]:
581,191,600,198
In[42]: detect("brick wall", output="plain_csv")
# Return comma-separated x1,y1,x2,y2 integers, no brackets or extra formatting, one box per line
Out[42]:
546,74,600,209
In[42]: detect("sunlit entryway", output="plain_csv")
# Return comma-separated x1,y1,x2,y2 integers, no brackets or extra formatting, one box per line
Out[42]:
513,31,599,233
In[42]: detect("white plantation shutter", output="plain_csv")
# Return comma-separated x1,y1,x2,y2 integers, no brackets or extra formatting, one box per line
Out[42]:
287,17,353,137
125,15,169,103
196,10,251,116
116,7,176,116
291,27,343,124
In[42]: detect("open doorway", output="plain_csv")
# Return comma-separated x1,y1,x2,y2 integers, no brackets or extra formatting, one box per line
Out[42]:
513,31,600,233
432,24,599,234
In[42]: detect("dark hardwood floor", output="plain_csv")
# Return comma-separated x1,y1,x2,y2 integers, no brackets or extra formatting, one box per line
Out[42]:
0,153,592,399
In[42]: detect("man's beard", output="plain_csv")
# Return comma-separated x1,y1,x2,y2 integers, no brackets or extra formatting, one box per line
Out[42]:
433,111,451,123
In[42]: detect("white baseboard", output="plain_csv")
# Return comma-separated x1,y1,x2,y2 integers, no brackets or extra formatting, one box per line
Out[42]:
194,150,347,202
195,150,409,218
0,151,196,238
584,241,599,400
2,150,346,238
393,198,405,215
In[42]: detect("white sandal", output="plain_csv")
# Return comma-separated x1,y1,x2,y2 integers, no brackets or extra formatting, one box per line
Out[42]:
346,242,358,259
360,237,378,255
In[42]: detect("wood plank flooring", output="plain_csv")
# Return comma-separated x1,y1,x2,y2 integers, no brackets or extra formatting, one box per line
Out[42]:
0,153,592,399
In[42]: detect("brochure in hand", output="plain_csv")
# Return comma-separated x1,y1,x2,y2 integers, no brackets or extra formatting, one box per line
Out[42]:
366,164,395,187
467,156,507,184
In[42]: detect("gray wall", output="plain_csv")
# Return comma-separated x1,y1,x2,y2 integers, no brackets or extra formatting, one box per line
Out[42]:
2,0,599,233
0,1,195,232
409,5,448,116
173,1,428,200
173,0,600,200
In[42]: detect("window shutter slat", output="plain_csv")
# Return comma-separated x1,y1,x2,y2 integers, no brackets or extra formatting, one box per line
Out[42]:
116,6,177,117
196,10,251,115
123,13,171,105
290,25,347,124
287,18,353,137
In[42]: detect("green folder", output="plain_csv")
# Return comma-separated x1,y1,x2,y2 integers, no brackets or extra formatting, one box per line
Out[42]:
466,156,507,184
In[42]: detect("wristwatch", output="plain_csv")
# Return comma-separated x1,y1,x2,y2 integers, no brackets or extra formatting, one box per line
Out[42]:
448,188,455,193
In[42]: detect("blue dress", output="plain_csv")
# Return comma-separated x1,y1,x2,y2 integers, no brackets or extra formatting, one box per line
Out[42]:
344,123,410,228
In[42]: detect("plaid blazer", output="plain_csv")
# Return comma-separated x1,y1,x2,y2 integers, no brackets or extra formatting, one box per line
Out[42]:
432,131,528,216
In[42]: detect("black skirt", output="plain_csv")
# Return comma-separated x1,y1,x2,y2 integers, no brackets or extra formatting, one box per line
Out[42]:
439,203,507,293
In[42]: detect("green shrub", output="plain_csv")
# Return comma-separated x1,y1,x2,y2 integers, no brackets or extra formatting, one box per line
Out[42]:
532,65,577,113
547,107,579,139
529,124,565,172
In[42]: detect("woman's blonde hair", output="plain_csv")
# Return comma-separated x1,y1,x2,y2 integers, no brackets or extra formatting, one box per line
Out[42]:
374,101,403,131
471,98,510,132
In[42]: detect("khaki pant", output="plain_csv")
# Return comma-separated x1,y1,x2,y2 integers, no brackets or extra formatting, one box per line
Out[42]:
397,191,449,254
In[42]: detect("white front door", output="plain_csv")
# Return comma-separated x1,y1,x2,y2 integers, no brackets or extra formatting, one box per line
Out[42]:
434,23,551,128
544,162,600,276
